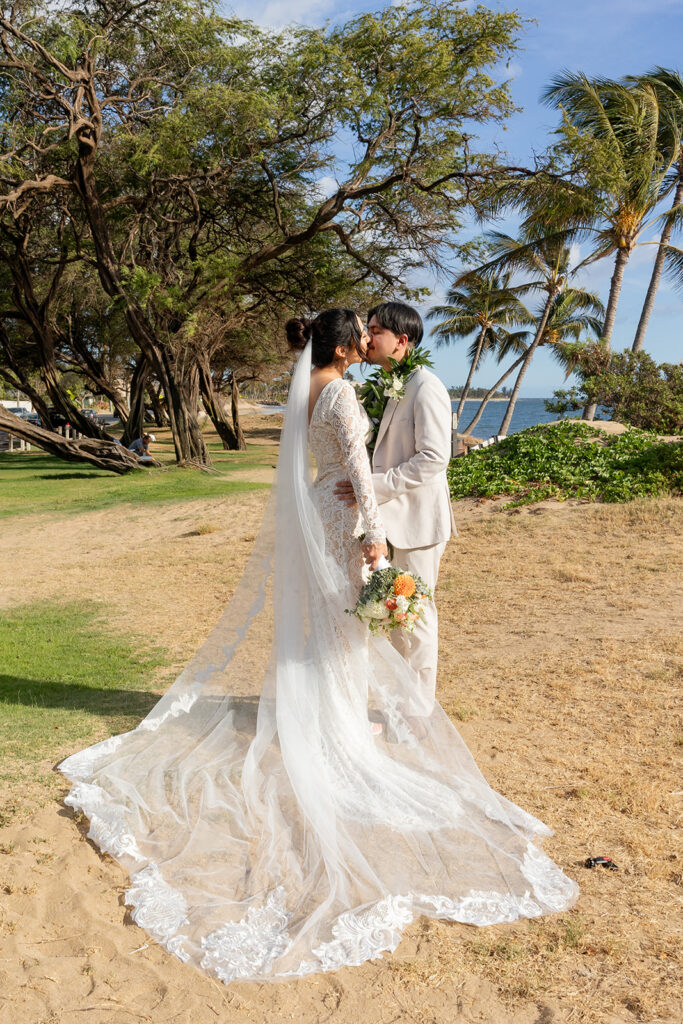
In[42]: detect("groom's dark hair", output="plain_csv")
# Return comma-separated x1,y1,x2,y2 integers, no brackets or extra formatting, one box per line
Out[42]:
367,301,423,347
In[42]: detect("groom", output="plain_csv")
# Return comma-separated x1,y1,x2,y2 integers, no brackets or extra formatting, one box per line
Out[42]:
335,301,456,717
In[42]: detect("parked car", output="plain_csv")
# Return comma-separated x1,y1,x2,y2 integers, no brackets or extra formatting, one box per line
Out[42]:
27,411,42,425
45,408,69,429
4,406,31,419
80,408,100,422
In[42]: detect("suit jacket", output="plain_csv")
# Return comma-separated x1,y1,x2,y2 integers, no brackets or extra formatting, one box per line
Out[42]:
371,366,457,550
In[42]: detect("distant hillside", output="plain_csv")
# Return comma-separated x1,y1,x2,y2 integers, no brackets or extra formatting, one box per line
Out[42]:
448,387,510,399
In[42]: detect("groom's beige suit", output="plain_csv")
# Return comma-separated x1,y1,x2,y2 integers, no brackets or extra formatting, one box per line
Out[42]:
371,366,456,715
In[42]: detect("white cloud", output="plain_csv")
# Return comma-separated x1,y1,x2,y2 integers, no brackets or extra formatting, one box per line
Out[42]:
568,241,582,271
309,175,339,200
222,0,340,28
503,61,523,80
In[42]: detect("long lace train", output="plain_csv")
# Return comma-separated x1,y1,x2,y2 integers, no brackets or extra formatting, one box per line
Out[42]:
58,341,578,983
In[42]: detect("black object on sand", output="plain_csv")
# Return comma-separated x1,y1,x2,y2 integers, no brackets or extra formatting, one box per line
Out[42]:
584,856,619,870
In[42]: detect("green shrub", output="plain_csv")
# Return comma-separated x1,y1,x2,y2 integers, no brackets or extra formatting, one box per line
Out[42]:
547,346,683,434
448,421,683,507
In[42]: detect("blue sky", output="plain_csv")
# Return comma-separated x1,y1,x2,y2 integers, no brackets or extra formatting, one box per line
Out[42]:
223,0,683,396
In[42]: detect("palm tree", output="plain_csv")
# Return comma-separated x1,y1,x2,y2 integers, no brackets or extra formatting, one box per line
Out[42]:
542,73,678,352
627,68,683,352
457,233,599,436
459,348,526,437
540,290,605,371
459,287,604,437
459,288,604,436
427,271,533,422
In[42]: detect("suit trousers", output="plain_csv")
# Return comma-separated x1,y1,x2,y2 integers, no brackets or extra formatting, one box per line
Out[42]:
389,539,447,717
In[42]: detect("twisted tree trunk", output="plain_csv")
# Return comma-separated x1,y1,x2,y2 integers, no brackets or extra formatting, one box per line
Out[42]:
68,330,131,423
75,152,208,465
231,375,246,451
9,255,115,440
0,405,147,473
197,357,245,451
147,379,169,427
0,326,53,427
121,355,149,447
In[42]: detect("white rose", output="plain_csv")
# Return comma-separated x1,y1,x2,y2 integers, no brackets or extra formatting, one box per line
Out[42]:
367,600,389,620
395,595,410,613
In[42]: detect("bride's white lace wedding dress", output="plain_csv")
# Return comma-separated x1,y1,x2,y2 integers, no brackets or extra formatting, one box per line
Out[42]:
58,342,578,984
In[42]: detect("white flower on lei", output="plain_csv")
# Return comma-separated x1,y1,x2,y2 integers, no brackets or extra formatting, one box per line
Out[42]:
382,375,405,402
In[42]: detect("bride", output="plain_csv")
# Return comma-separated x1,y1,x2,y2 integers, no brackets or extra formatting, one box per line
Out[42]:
58,308,578,984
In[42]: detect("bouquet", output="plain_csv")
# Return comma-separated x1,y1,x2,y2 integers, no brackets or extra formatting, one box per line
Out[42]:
347,558,433,636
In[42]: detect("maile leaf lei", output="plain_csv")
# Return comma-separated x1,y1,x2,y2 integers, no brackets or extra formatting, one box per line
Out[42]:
359,345,433,452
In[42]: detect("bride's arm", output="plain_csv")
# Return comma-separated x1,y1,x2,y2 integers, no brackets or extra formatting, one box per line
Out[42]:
329,382,386,547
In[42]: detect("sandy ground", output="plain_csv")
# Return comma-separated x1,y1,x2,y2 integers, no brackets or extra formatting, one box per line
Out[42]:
1,418,681,1024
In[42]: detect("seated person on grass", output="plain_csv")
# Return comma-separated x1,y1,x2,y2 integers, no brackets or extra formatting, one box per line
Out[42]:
128,432,155,460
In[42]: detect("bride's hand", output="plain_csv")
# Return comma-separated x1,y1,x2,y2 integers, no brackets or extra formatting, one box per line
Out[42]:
334,478,356,506
362,541,388,571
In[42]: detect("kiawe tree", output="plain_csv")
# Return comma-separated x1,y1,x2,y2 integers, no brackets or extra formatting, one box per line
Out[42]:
0,203,124,439
0,0,525,467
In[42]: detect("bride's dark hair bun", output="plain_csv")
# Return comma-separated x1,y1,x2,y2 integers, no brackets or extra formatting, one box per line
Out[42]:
285,309,362,368
285,318,312,352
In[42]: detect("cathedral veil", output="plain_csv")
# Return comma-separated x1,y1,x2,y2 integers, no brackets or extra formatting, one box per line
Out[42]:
58,340,578,983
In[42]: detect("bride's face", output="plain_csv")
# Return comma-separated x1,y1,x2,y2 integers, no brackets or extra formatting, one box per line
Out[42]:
343,317,369,366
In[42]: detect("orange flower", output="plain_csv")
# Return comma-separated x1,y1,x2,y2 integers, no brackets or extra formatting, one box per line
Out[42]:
393,574,416,598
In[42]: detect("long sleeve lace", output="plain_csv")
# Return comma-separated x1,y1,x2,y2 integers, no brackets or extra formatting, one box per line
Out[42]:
329,382,386,545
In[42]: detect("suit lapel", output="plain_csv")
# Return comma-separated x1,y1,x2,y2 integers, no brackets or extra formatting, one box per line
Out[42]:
373,367,423,460
374,398,399,456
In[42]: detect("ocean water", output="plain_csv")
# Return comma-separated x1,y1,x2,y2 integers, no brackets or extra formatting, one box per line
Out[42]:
258,395,605,437
453,397,606,439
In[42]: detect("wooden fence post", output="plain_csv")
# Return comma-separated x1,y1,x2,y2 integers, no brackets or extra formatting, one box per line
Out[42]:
451,411,459,459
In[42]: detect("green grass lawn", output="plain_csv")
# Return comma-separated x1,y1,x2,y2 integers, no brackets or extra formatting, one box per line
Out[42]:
0,433,277,820
0,601,174,824
0,445,273,518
